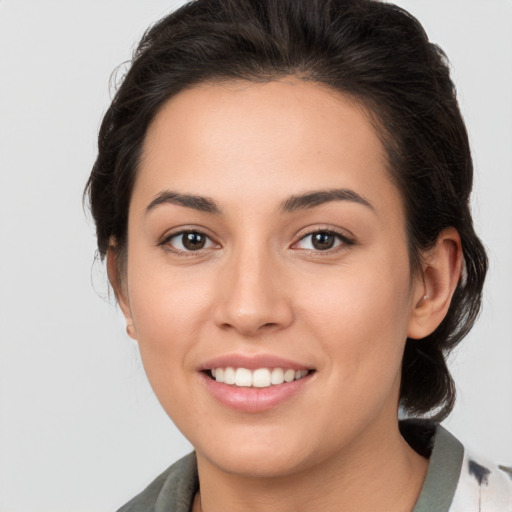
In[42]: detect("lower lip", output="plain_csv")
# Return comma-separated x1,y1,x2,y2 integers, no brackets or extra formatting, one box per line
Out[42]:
200,372,313,412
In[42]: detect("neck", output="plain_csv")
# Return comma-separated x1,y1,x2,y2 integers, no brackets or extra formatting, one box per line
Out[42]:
194,419,428,512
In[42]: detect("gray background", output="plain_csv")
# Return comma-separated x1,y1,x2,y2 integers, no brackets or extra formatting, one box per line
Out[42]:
0,1,510,510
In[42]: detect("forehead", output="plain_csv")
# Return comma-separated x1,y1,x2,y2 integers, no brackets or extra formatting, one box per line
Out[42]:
134,79,401,218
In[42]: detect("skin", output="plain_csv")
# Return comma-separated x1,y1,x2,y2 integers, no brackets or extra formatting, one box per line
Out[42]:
110,79,462,512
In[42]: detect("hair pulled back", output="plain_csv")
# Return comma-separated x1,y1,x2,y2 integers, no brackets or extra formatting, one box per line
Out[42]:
85,0,488,420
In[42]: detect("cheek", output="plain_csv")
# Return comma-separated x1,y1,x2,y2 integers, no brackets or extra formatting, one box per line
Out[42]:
126,268,216,425
127,262,213,365
298,255,413,380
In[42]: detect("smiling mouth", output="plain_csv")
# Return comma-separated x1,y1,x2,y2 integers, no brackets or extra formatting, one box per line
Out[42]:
206,367,314,388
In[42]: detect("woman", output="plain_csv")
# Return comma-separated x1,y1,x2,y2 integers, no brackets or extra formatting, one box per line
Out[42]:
85,0,511,510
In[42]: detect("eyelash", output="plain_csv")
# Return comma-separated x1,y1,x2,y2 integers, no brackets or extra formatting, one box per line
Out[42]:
159,230,218,255
160,228,354,256
293,229,354,253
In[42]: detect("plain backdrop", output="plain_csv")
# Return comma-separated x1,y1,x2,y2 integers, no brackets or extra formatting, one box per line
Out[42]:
0,1,511,511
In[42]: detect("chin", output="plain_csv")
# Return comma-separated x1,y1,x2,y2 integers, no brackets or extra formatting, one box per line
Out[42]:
205,449,310,479
194,427,326,479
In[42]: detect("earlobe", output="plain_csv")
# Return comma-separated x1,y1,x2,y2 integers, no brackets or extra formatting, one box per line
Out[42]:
106,244,137,340
407,227,463,340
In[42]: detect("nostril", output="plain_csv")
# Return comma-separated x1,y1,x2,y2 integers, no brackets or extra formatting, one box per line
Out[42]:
213,293,294,335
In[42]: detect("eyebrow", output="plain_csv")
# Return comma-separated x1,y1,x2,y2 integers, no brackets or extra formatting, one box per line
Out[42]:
146,191,221,214
145,187,374,215
280,188,374,213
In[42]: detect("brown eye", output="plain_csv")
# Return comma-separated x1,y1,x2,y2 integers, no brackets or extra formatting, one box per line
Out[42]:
294,230,352,252
165,231,216,252
311,232,336,250
182,232,206,250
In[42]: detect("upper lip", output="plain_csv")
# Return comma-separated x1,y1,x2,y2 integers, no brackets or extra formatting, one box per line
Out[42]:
200,353,313,371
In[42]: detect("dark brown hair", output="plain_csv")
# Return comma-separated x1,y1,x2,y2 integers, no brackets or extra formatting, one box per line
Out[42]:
85,0,487,420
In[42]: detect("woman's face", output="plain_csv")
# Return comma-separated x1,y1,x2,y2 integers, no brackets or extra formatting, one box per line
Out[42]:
117,79,426,477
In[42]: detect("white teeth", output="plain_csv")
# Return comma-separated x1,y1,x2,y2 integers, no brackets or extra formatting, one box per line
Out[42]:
284,369,295,382
235,368,252,387
209,367,310,387
253,368,271,388
271,368,284,385
224,367,236,385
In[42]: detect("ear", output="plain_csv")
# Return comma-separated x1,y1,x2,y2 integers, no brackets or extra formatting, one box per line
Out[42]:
106,243,137,340
407,227,463,339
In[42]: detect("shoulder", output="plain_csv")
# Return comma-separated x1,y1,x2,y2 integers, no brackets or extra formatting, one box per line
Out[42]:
116,452,198,512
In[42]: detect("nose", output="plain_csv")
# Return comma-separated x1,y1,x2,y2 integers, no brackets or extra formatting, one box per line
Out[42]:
213,245,294,337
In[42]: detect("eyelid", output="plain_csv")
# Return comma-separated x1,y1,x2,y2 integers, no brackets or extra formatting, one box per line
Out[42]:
157,225,354,255
159,227,220,254
291,227,355,252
